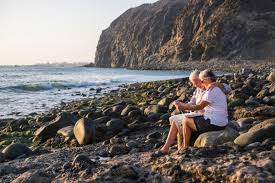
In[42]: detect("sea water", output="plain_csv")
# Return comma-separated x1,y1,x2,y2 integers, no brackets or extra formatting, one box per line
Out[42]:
0,65,190,119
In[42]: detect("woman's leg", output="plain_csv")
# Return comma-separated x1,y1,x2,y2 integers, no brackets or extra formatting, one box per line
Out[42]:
160,121,178,153
180,117,197,150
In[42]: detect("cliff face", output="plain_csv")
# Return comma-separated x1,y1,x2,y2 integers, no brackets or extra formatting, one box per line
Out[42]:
94,0,275,68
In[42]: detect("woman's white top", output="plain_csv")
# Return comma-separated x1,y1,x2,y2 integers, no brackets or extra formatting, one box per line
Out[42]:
201,87,228,126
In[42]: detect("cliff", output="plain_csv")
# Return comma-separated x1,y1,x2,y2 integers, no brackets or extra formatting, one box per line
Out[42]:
94,0,275,68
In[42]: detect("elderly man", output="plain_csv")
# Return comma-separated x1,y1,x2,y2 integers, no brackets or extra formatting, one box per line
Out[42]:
152,70,231,157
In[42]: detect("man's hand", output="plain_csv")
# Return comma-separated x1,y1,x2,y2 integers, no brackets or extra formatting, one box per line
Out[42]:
173,101,188,111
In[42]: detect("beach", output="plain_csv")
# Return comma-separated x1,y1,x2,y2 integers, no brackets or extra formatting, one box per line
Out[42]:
0,63,274,182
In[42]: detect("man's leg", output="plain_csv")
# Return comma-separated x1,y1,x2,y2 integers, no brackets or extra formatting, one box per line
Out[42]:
160,121,178,153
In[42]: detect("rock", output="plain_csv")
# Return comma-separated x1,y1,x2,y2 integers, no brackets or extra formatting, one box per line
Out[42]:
234,124,275,146
126,140,139,148
194,127,239,147
0,152,5,163
72,154,97,169
106,119,126,135
57,126,74,138
147,113,161,122
144,105,167,115
78,109,94,117
11,170,51,183
93,116,110,124
251,106,275,117
112,105,125,114
73,118,96,145
121,105,140,116
2,143,32,160
127,109,142,118
267,70,275,82
245,99,260,107
158,97,173,106
230,166,260,182
34,112,77,142
236,117,255,130
249,118,275,132
146,131,162,140
228,98,245,109
109,145,126,156
257,89,269,99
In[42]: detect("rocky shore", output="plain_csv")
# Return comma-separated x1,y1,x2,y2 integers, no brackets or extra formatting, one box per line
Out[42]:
0,66,274,182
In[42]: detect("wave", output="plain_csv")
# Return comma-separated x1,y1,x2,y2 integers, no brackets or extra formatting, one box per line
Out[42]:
0,79,121,92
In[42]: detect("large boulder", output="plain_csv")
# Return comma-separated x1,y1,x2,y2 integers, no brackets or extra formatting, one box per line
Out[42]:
34,112,77,143
2,143,32,160
234,124,275,146
73,118,96,145
194,127,239,147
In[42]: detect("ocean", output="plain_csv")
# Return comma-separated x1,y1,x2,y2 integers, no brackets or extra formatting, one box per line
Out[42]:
0,65,190,119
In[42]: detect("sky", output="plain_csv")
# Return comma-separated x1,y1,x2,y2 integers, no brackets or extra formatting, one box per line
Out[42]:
0,0,158,65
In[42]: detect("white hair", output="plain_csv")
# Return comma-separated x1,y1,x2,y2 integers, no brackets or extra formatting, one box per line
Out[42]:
189,70,200,81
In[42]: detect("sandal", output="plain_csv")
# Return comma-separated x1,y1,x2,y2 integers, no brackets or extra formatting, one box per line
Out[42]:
151,150,167,158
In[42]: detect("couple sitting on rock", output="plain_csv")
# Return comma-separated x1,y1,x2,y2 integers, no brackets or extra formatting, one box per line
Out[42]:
152,69,231,157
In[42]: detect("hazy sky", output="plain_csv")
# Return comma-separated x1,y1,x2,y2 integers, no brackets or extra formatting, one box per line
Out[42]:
0,0,158,65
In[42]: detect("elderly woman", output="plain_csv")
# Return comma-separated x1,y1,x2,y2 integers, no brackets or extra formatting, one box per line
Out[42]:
152,69,229,157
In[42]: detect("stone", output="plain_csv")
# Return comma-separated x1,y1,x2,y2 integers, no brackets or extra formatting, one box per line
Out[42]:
73,118,96,145
127,109,142,118
194,127,239,147
146,131,162,140
121,105,140,116
267,70,275,82
109,145,125,156
34,112,77,142
106,119,126,135
245,99,260,107
126,140,139,148
144,105,167,115
236,117,255,130
230,166,259,182
249,118,275,132
11,171,51,183
93,116,110,124
251,106,275,117
72,154,97,169
57,126,74,138
112,105,125,114
234,124,275,146
158,97,173,106
2,143,32,160
147,113,161,122
228,98,245,109
0,152,5,163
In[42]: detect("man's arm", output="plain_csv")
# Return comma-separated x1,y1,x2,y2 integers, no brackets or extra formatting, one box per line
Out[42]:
174,100,209,111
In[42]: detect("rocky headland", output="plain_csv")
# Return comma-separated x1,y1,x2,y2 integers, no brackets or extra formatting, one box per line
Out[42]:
0,66,274,182
93,0,275,69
